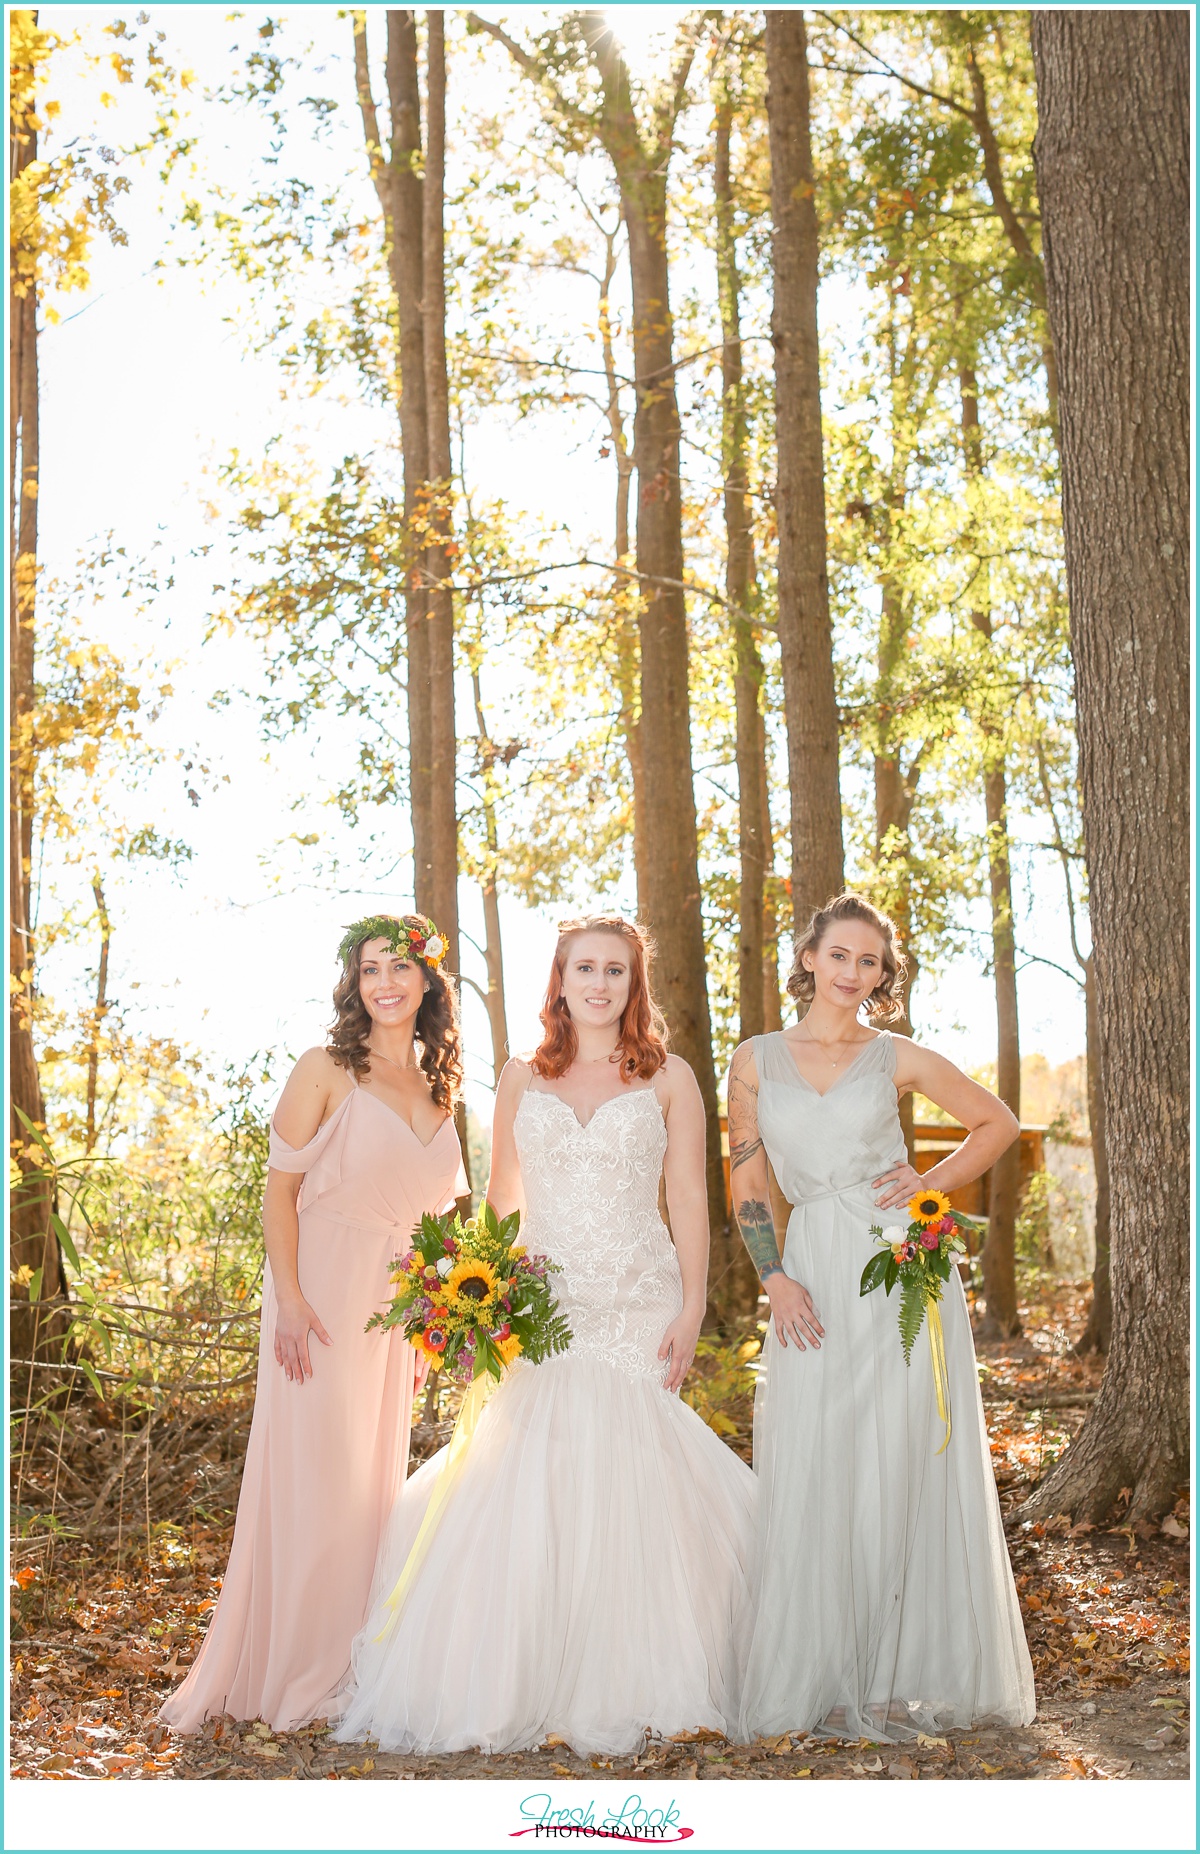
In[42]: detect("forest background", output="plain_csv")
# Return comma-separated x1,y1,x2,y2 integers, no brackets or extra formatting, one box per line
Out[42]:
7,1,1190,1799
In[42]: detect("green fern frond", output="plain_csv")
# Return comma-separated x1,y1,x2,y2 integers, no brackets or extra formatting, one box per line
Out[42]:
898,1274,928,1365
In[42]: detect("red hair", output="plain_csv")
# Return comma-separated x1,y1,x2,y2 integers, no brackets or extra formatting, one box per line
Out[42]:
531,915,668,1081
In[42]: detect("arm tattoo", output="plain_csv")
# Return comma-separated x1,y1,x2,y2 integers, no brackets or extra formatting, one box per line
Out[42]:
734,1197,782,1282
727,1064,765,1175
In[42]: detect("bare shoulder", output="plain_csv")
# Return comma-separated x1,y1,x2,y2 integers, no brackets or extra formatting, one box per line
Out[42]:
891,1035,958,1088
655,1053,700,1104
284,1046,344,1091
495,1056,533,1105
728,1038,760,1087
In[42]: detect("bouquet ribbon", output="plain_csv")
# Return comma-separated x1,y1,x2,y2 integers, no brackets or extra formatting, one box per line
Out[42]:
927,1296,952,1456
374,1371,498,1639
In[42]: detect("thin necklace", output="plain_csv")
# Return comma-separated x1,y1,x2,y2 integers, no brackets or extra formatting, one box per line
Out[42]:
799,1022,858,1067
367,1043,418,1076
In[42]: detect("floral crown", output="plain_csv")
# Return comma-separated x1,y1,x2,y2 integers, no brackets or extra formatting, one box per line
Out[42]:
337,914,447,972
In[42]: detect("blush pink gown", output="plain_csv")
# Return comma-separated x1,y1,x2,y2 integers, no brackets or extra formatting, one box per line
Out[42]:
160,1079,465,1734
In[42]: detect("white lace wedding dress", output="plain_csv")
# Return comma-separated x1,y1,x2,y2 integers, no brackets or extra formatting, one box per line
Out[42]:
334,1084,756,1755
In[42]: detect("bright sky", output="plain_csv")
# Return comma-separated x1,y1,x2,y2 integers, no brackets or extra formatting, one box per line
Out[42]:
32,5,1087,1133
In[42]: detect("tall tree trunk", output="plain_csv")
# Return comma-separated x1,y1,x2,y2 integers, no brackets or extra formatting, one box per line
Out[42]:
1025,9,1188,1521
872,564,922,1160
1074,956,1112,1355
422,13,469,1188
9,32,64,1360
960,364,1022,1340
765,10,844,938
581,15,749,1324
758,729,783,1033
471,667,509,1086
595,221,649,912
714,79,767,1047
354,9,433,910
85,878,111,1155
421,11,459,976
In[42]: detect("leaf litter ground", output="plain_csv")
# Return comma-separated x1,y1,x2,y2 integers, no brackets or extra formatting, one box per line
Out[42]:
9,1275,1189,1783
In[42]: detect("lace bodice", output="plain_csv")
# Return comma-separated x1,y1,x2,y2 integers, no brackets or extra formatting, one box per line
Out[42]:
514,1087,683,1383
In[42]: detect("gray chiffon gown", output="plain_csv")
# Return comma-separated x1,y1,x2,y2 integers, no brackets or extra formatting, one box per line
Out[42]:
736,1030,1035,1743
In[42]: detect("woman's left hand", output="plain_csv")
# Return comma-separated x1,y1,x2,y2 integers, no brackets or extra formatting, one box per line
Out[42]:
658,1311,702,1393
872,1160,925,1211
413,1348,431,1393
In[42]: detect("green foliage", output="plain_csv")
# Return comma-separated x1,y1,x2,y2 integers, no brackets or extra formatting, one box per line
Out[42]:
898,1271,928,1366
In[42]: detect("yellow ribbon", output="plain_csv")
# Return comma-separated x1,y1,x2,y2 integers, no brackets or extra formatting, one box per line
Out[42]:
927,1295,952,1456
374,1370,498,1640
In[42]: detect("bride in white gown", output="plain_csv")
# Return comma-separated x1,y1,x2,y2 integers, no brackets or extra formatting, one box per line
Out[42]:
730,893,1035,1743
335,915,755,1755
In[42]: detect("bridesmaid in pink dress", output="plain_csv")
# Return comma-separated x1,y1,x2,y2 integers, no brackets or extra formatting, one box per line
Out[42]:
161,914,467,1734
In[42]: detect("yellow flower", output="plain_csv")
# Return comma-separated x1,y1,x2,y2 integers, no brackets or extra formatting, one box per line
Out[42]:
496,1333,523,1367
447,1258,497,1300
508,1245,527,1259
909,1187,951,1226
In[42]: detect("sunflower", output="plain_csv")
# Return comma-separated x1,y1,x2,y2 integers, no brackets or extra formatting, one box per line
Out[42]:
909,1187,951,1226
495,1333,523,1367
445,1260,497,1305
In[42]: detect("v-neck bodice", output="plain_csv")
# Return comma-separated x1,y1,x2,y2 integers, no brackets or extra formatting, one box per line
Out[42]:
754,1029,905,1212
268,1082,465,1233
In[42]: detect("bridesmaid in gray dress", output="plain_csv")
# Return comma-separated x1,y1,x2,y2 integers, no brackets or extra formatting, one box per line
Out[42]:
729,893,1035,1742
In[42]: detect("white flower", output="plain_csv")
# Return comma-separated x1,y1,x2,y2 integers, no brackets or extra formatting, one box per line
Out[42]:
423,934,445,962
881,1225,907,1245
436,1255,454,1277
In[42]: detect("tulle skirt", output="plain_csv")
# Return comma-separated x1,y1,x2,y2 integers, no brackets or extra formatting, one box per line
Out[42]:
736,1193,1036,1743
334,1352,757,1755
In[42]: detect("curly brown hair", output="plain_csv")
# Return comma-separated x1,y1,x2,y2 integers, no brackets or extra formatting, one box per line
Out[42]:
785,892,908,1025
326,915,464,1112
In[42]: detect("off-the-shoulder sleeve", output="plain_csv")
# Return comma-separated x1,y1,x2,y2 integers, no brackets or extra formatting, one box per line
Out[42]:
268,1094,352,1175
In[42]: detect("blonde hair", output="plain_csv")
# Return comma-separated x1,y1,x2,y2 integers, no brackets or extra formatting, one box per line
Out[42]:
786,893,908,1023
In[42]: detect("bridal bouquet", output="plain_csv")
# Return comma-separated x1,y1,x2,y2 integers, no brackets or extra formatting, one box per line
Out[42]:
367,1202,572,1385
858,1188,981,1453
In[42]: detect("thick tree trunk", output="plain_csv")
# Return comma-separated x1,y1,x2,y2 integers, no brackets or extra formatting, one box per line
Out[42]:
1074,956,1112,1355
1025,10,1189,1521
582,15,751,1325
960,366,1022,1340
714,83,767,1047
355,10,433,910
765,10,844,937
9,53,64,1360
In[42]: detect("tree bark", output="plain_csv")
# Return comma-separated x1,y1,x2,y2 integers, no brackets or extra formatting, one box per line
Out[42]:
355,10,434,911
471,667,510,1086
960,365,1022,1340
420,11,460,978
85,878,111,1155
1024,9,1189,1521
1073,956,1112,1355
578,14,750,1324
714,79,768,1047
595,220,649,912
765,10,844,938
9,32,64,1360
